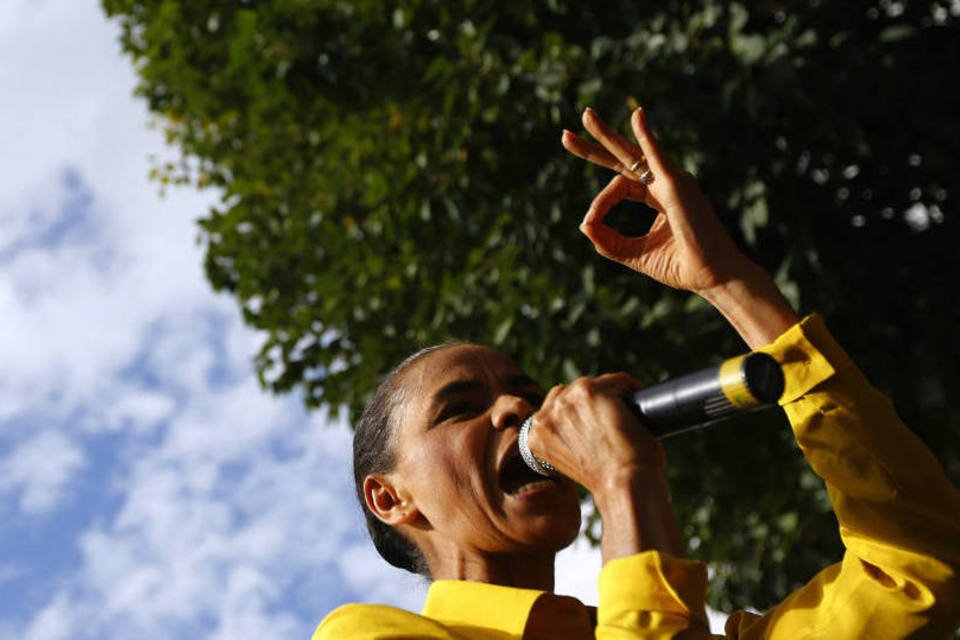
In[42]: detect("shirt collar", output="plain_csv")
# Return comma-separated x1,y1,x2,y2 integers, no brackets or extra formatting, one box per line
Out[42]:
422,579,544,638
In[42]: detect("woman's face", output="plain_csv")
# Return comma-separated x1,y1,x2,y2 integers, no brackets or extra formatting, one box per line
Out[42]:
390,344,581,558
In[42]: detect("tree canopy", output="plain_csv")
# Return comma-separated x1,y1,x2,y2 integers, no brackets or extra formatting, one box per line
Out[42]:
102,0,960,611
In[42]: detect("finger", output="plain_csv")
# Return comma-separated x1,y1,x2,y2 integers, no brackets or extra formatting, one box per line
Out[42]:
582,108,646,177
629,107,679,181
528,384,565,452
580,223,627,263
582,174,629,226
539,383,565,413
592,372,645,393
581,175,646,227
579,176,650,263
580,224,650,266
562,130,628,173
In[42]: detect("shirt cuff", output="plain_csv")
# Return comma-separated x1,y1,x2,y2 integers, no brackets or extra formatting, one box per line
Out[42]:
598,550,709,628
757,314,853,405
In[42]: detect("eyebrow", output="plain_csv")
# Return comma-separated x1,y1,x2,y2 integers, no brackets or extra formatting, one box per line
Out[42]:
429,373,543,407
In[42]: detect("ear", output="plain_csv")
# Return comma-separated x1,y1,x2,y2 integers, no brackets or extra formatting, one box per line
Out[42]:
363,473,419,526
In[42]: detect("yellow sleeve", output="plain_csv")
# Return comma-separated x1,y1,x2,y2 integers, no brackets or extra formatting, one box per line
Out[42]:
724,315,960,639
597,550,716,639
312,603,462,640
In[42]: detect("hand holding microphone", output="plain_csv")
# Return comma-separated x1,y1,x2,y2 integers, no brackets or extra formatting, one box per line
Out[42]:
519,352,785,477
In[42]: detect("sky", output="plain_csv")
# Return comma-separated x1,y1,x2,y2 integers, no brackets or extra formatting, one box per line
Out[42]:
0,2,621,638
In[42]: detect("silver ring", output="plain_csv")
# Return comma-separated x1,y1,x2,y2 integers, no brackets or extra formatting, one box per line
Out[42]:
638,167,654,184
628,157,647,174
518,416,556,477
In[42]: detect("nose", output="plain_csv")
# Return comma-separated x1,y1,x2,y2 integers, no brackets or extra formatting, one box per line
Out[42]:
490,394,534,431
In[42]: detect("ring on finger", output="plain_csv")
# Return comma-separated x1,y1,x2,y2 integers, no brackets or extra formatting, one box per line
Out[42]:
628,157,647,174
638,167,654,184
519,416,557,478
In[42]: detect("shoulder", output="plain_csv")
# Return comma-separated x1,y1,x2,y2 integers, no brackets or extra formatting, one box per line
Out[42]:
313,602,455,640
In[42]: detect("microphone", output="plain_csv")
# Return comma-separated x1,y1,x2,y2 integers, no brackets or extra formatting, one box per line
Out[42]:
629,351,784,438
518,352,785,477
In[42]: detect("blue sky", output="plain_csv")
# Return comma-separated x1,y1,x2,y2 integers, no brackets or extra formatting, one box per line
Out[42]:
0,2,609,638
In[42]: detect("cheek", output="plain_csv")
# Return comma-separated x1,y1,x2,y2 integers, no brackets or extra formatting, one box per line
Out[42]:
404,433,495,522
405,431,478,478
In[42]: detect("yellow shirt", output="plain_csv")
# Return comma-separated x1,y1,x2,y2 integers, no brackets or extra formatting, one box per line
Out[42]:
314,316,960,639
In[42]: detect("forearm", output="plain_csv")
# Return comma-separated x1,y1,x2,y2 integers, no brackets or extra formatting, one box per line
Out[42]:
698,261,800,351
593,468,685,565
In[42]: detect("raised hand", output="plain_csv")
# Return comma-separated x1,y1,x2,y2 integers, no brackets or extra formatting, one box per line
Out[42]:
563,107,751,295
563,106,799,349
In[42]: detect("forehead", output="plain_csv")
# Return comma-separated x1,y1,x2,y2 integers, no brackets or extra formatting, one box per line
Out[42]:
401,344,525,401
407,344,520,384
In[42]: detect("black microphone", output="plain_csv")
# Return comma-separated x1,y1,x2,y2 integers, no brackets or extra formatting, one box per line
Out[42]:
627,352,784,438
518,352,785,476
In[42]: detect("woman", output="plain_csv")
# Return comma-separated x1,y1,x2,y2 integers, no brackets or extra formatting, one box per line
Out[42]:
314,107,960,639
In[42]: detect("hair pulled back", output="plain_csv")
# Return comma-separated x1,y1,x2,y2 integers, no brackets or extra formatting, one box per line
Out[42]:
352,344,463,577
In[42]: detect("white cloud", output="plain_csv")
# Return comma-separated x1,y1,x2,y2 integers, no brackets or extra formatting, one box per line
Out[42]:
336,542,429,608
209,566,302,640
0,431,86,515
0,0,222,425
100,387,177,435
31,395,423,639
23,594,74,640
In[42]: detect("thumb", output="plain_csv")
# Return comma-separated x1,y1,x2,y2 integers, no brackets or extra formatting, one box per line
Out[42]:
580,220,642,264
580,175,645,264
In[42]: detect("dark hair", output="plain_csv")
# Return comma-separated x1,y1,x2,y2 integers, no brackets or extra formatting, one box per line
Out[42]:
352,344,464,577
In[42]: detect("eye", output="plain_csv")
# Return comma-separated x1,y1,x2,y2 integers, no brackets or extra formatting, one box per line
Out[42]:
435,399,484,425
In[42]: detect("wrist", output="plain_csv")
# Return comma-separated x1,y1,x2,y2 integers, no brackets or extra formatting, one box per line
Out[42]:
695,258,767,301
594,467,685,563
593,466,668,516
697,263,800,350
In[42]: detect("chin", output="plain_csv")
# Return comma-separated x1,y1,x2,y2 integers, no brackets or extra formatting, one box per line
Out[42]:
516,489,582,551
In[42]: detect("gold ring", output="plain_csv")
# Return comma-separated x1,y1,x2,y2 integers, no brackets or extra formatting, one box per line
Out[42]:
628,157,647,173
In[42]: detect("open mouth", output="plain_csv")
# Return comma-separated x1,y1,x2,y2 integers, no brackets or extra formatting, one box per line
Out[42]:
498,447,557,496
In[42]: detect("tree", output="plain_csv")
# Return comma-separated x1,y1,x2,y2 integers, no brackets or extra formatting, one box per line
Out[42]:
102,0,960,611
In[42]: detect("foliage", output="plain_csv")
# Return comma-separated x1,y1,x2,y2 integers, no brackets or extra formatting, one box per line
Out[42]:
102,0,960,611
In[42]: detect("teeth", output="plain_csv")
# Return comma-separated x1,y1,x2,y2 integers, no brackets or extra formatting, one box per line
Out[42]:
509,479,555,496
